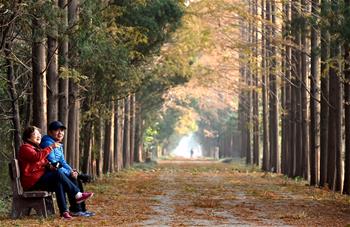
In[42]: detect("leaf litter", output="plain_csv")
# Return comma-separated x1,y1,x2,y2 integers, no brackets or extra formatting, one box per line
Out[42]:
1,159,350,226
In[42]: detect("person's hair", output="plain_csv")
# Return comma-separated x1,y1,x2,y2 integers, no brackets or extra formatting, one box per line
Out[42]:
22,126,40,142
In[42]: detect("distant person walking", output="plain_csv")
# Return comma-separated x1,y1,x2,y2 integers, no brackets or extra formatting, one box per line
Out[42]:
190,148,194,158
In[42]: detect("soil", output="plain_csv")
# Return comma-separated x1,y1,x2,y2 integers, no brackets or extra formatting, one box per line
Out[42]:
1,159,350,226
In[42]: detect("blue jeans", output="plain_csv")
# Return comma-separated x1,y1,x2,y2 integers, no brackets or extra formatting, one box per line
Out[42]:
67,176,86,212
33,171,80,215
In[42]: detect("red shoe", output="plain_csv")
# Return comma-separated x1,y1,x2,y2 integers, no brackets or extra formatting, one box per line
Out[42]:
76,192,94,204
61,211,72,220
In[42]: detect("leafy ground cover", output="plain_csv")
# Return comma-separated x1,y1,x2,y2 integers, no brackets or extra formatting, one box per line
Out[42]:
1,159,350,226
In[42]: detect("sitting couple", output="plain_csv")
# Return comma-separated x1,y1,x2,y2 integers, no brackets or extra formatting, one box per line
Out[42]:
18,121,95,220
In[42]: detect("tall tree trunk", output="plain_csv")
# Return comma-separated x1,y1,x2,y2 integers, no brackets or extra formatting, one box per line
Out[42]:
47,0,59,125
246,15,252,165
129,94,135,166
328,0,342,192
291,0,302,177
281,45,286,174
281,0,291,175
90,124,96,177
343,0,350,192
66,0,79,166
319,0,329,187
67,80,77,165
134,98,142,162
246,88,252,164
252,0,259,166
300,0,309,179
114,100,121,170
327,44,341,191
81,115,92,174
32,13,47,132
103,112,112,174
261,0,270,171
115,99,124,170
268,0,278,172
58,0,69,153
96,118,104,177
109,102,115,173
75,100,80,169
309,0,320,186
123,96,130,168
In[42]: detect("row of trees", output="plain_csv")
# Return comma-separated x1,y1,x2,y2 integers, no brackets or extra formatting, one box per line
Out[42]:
0,0,187,178
234,0,350,193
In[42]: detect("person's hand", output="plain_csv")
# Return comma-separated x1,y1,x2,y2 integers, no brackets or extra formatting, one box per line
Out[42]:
50,142,61,149
71,169,79,179
46,162,58,171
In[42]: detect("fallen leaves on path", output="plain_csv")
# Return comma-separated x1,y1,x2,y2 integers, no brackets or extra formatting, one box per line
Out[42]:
1,159,350,226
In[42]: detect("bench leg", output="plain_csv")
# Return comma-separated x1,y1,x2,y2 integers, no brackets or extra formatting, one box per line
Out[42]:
33,198,48,218
45,196,55,215
11,199,31,218
11,197,52,218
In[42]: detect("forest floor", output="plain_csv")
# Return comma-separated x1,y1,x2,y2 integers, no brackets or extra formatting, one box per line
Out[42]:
1,159,350,226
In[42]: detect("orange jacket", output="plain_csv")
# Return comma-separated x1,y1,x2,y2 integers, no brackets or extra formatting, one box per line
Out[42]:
18,142,53,190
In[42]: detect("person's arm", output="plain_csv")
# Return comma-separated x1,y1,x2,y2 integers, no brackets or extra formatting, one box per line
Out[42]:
19,144,58,163
58,147,73,176
41,139,72,175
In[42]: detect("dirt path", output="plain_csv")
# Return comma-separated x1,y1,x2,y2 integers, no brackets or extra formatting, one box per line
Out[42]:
1,159,350,226
139,160,342,227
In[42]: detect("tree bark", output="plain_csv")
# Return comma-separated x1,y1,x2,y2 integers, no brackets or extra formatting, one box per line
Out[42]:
268,0,278,172
129,94,135,166
327,44,341,191
32,13,47,132
281,0,291,175
81,116,92,174
291,0,302,177
66,0,79,166
343,0,350,195
134,99,142,162
252,0,259,166
343,23,350,194
319,2,329,187
103,114,112,174
300,0,309,179
67,80,77,165
309,0,320,186
123,96,130,168
58,0,69,152
97,118,104,177
47,0,59,125
75,100,80,169
261,0,269,171
114,99,125,170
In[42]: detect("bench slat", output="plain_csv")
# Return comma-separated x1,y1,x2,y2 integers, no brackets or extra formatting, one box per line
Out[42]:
22,191,50,198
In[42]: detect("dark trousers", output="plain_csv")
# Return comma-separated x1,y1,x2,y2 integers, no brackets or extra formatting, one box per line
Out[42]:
67,176,86,212
33,171,80,215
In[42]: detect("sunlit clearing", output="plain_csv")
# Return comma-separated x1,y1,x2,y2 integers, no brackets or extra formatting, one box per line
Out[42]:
171,133,202,158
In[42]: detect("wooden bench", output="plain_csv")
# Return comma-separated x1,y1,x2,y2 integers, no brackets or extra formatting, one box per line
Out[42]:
9,159,55,218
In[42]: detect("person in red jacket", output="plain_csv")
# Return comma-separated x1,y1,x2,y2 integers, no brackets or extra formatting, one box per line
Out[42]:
18,126,93,220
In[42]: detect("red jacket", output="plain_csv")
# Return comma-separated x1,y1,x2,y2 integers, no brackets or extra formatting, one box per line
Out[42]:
18,142,53,190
